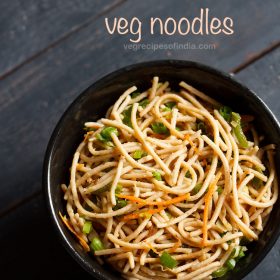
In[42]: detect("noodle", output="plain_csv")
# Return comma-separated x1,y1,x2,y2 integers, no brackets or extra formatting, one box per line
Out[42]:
61,78,278,279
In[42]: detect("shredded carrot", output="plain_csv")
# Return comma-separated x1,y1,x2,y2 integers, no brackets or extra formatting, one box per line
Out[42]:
185,134,199,154
117,193,190,207
59,211,90,252
122,207,166,221
202,172,222,246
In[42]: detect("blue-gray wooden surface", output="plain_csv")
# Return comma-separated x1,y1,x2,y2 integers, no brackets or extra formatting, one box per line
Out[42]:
0,1,279,279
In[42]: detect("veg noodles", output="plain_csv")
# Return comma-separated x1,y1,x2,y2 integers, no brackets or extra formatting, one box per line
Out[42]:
61,77,278,279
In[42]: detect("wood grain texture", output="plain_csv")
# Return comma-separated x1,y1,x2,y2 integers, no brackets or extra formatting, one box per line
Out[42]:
0,0,122,77
236,48,280,280
0,0,280,215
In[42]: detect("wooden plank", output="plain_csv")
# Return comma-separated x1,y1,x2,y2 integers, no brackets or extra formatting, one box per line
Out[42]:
0,0,279,214
0,0,122,77
234,47,280,280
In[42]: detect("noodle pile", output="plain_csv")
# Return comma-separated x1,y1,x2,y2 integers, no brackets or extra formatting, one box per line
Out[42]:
61,77,278,280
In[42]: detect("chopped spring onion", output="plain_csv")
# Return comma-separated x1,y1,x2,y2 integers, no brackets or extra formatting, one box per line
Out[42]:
185,171,191,178
82,221,92,234
139,99,149,108
231,112,249,148
151,122,169,135
115,184,123,194
113,199,127,210
131,92,141,98
217,186,223,195
122,106,132,127
212,267,228,278
163,102,176,111
226,258,236,270
219,106,232,122
160,252,177,269
90,237,104,252
132,150,147,159
192,183,203,195
100,126,118,141
153,171,162,181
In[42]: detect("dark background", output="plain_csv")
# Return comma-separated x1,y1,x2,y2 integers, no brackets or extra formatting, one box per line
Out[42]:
0,0,279,279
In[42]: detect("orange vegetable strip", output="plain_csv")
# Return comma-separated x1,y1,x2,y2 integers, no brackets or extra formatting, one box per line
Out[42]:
59,212,90,252
122,207,165,221
117,193,190,207
202,172,222,246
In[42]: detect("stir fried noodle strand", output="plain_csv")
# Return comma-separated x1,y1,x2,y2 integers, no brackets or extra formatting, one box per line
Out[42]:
61,77,278,280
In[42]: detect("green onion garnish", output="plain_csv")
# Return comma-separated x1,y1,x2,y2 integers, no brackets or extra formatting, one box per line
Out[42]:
252,166,263,189
217,186,223,195
122,106,132,127
151,122,169,135
139,99,149,108
153,171,162,181
219,106,232,122
197,121,207,135
131,92,141,98
192,183,203,195
185,171,191,178
163,102,176,112
132,150,147,160
90,237,104,252
226,258,236,270
100,126,118,141
231,112,249,148
113,199,127,210
115,184,123,194
212,267,228,278
160,252,177,269
82,221,92,234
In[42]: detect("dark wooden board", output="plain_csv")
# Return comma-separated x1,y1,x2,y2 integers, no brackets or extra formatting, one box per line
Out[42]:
0,0,122,78
0,0,279,217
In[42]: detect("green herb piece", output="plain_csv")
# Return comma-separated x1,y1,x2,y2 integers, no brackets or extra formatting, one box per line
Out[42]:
175,126,182,131
236,246,246,261
192,183,203,195
90,237,104,252
152,171,162,181
82,221,92,234
231,112,249,148
122,106,132,127
115,184,123,194
163,102,176,111
131,92,141,98
160,252,177,269
139,99,149,108
219,106,232,122
226,258,236,270
132,150,147,159
92,184,111,194
151,122,169,135
100,126,118,141
212,267,228,278
113,199,127,210
185,171,191,178
217,186,223,195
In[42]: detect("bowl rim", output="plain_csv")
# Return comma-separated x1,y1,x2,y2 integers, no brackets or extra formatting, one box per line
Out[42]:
43,59,280,280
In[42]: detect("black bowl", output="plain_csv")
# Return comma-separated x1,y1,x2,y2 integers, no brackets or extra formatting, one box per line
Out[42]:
43,60,280,280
